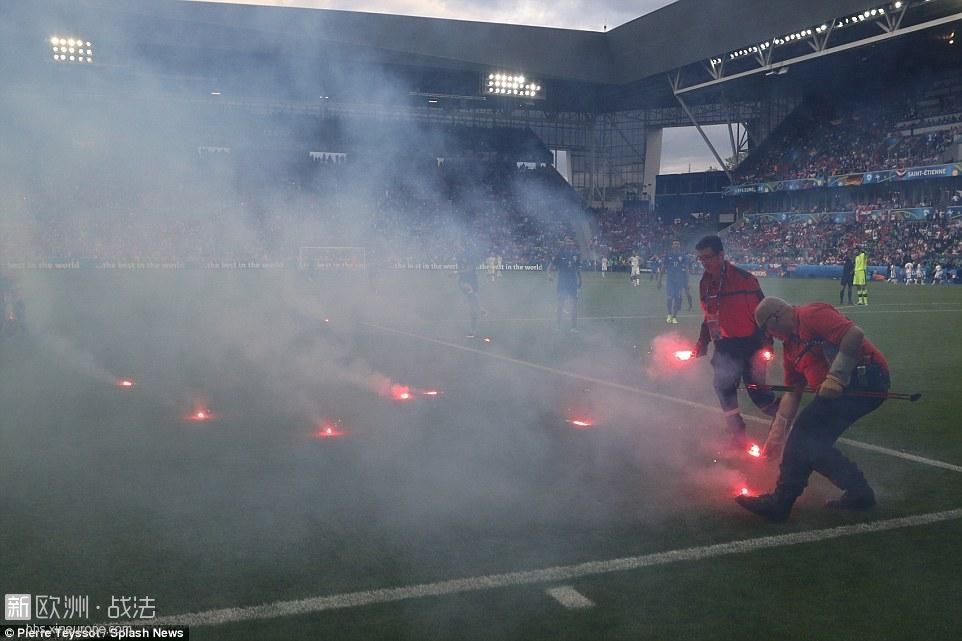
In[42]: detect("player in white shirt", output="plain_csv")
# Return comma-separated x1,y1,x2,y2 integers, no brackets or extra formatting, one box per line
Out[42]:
933,264,944,285
486,254,498,282
600,256,608,278
629,254,641,286
915,263,925,284
889,264,897,282
904,261,914,284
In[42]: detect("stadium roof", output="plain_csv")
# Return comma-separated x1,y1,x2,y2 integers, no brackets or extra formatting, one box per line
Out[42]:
7,0,958,112
11,0,904,83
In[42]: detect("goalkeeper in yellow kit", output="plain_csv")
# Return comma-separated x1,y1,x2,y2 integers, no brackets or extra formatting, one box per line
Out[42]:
853,247,869,306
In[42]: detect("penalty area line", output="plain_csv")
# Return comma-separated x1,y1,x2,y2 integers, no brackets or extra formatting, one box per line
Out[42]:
362,322,962,475
151,508,962,627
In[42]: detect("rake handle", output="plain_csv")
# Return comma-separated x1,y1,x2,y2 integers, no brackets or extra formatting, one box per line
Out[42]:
746,383,921,402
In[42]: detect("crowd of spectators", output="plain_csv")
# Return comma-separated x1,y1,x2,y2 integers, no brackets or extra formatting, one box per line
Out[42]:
736,75,962,185
588,210,713,268
0,154,584,267
723,207,962,270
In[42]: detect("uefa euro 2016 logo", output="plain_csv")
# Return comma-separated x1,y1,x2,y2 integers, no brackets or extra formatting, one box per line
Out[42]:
4,594,31,621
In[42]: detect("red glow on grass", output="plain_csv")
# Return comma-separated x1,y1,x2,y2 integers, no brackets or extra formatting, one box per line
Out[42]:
390,384,413,401
748,443,762,458
313,422,345,439
115,379,135,388
674,350,694,361
568,418,595,429
186,408,216,422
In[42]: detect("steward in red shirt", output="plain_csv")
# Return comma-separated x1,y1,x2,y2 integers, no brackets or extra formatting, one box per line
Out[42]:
736,297,889,522
693,235,778,449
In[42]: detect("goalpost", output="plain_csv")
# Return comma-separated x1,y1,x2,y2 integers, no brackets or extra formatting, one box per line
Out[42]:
297,246,367,271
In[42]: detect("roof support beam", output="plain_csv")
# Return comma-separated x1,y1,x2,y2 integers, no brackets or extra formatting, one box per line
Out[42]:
676,11,962,96
669,75,733,182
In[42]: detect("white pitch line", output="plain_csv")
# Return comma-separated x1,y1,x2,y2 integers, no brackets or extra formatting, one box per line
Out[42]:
546,586,595,609
362,322,713,413
362,322,962,475
838,438,962,473
150,508,962,627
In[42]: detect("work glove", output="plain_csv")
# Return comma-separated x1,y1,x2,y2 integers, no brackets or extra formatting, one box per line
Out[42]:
817,373,845,399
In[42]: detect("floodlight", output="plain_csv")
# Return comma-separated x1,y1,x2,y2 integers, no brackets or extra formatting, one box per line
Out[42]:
49,35,93,64
483,71,542,99
895,1,902,8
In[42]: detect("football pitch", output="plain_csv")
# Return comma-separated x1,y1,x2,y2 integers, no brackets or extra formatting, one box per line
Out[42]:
2,269,961,640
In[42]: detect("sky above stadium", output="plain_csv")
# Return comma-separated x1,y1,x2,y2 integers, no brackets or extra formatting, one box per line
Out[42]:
191,0,677,32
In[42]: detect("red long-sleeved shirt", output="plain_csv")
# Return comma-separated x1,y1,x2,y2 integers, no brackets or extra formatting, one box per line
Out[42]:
698,261,765,342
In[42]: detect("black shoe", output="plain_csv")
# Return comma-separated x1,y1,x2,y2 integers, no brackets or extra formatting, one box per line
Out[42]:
825,487,876,511
736,493,791,523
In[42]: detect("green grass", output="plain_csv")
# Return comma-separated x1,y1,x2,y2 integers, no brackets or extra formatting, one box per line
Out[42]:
1,270,961,640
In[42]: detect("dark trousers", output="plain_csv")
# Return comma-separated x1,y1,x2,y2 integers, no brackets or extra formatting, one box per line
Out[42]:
840,280,853,305
775,368,888,504
557,289,578,329
666,286,683,315
711,337,778,430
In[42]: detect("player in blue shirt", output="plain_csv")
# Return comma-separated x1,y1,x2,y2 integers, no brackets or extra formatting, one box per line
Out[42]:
549,238,582,331
456,244,482,338
657,240,692,324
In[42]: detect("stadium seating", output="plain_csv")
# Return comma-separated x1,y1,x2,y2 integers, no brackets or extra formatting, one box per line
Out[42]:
735,72,962,185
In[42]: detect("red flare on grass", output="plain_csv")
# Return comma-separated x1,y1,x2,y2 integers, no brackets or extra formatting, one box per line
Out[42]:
313,421,345,439
748,443,762,458
186,408,216,422
421,389,441,396
115,379,135,388
674,350,694,361
390,384,413,401
567,418,595,429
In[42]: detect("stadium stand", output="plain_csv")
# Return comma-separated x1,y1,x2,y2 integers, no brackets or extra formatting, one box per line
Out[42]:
734,70,962,185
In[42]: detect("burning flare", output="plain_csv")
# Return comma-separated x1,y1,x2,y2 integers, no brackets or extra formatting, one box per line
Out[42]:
313,421,345,439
